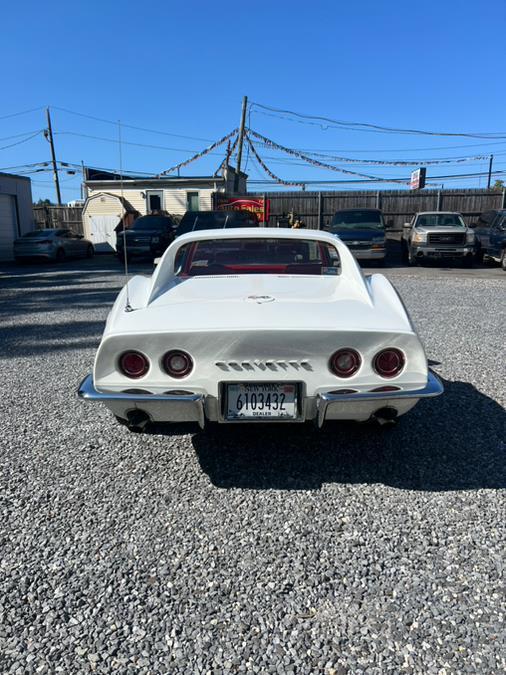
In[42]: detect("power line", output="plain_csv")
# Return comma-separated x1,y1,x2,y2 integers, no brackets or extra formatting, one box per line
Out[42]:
0,106,45,121
0,130,43,151
251,101,506,139
54,130,206,153
51,105,214,143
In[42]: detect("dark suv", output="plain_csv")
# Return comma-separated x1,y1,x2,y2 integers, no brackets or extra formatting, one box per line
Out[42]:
472,209,506,263
176,210,259,237
116,214,176,260
325,208,386,263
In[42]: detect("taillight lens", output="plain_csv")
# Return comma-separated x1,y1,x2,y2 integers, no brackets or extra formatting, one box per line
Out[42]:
329,348,361,377
162,350,193,378
119,351,149,378
373,349,405,378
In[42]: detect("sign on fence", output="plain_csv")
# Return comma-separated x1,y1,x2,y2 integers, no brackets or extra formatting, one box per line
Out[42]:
216,196,270,223
410,168,426,190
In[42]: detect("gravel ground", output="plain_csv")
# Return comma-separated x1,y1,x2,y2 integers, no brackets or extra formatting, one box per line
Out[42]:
0,256,505,674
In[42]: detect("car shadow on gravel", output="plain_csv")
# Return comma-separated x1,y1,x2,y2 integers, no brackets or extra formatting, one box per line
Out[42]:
179,378,505,491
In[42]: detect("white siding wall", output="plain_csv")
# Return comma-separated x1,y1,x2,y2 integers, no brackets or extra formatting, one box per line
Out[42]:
86,187,216,217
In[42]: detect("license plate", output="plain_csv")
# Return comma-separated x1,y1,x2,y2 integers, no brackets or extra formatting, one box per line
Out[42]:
225,383,297,420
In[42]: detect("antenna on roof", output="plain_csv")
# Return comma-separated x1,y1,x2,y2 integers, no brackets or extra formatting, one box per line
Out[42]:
118,120,133,312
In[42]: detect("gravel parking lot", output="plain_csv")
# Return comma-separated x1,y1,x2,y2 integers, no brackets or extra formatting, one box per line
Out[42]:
0,252,505,674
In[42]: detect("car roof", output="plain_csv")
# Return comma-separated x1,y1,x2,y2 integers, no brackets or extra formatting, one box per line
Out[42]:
333,208,382,212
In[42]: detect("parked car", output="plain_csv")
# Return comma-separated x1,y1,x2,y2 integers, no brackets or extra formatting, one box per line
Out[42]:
486,211,506,270
175,210,259,237
471,209,506,262
325,209,386,264
78,227,443,432
401,212,476,266
13,229,94,263
116,214,177,261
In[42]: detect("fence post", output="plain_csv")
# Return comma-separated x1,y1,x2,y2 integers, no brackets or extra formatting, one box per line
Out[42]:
503,189,506,209
318,192,322,230
436,191,442,211
376,191,380,209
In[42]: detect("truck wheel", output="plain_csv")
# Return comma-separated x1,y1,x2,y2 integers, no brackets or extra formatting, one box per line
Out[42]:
401,241,409,263
407,248,417,266
462,256,473,268
501,249,506,271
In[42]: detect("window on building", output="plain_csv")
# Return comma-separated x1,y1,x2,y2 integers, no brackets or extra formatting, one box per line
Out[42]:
146,190,163,213
187,192,199,212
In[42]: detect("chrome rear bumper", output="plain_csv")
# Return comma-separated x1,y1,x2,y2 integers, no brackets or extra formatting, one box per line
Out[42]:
315,370,443,427
78,371,443,429
78,374,205,428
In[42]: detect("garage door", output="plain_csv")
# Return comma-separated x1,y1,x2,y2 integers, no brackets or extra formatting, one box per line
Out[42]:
0,195,18,261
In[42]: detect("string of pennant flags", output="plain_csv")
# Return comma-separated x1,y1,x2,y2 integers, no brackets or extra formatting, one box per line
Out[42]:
245,134,306,187
247,129,409,184
156,125,494,187
157,128,238,176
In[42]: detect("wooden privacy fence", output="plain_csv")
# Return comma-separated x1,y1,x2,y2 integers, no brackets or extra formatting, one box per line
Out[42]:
33,205,84,234
241,188,506,230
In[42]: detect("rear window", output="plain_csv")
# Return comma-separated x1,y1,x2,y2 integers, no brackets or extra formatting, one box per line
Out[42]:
174,237,341,277
330,210,384,230
132,216,173,230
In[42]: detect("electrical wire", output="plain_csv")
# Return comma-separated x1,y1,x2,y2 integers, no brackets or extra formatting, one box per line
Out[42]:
251,102,506,139
0,130,43,151
51,105,214,143
0,106,45,121
54,131,206,153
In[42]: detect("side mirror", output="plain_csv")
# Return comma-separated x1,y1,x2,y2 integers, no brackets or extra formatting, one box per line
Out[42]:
153,257,161,267
403,222,411,229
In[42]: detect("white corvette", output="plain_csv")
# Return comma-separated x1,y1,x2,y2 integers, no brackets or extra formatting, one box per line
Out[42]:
78,228,443,430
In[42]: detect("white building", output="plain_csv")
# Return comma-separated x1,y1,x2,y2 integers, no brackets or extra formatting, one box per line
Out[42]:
0,173,34,260
82,166,246,251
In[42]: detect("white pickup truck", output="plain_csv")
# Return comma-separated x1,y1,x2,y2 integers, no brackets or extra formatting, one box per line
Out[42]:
401,211,476,267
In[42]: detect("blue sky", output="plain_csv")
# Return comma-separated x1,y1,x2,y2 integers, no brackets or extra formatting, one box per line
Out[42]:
1,0,505,202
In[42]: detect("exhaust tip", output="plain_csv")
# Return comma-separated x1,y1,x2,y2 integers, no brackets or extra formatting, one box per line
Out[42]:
372,406,398,426
126,409,151,432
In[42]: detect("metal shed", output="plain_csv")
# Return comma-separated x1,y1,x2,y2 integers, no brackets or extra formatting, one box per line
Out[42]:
0,173,34,260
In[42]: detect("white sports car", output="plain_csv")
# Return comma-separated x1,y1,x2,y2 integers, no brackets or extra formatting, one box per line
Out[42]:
78,228,443,430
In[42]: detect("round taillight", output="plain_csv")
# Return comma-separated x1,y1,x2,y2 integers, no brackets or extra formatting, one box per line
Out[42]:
373,348,405,378
163,350,193,378
329,349,361,378
119,351,149,378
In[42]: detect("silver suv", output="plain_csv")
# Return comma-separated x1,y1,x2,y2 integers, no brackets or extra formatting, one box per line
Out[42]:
401,212,476,267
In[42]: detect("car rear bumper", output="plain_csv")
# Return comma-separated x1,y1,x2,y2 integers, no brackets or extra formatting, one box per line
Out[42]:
78,371,443,428
350,248,386,260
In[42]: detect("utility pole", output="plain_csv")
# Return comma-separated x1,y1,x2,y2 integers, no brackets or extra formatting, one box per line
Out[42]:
487,154,493,189
45,107,62,205
234,95,248,192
